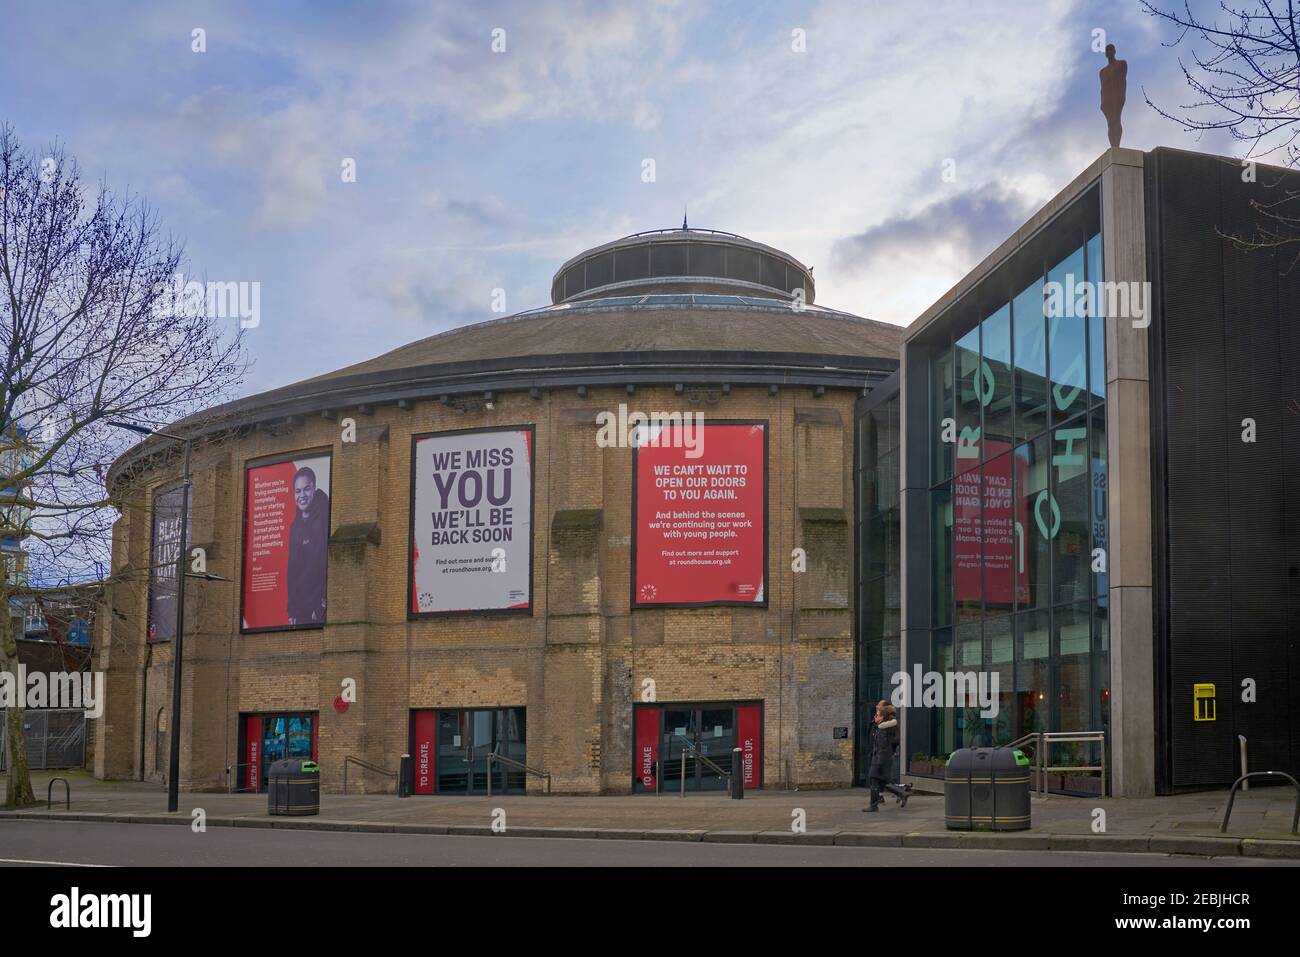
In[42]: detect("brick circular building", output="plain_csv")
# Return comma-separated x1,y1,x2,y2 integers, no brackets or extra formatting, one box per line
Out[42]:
99,227,900,795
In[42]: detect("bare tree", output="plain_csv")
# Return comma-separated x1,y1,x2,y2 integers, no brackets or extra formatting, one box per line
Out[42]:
0,124,247,806
1141,1,1300,261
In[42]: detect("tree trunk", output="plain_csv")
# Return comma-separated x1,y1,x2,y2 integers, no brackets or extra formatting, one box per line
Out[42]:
1,591,37,807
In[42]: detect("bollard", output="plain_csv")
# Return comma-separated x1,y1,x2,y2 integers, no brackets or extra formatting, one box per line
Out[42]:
398,753,413,798
731,748,744,799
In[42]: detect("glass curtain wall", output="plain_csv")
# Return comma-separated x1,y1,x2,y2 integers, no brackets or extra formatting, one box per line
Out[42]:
919,230,1109,783
856,391,901,784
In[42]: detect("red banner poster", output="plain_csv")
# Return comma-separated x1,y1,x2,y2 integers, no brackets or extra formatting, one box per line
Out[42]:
412,711,437,794
634,706,660,791
953,440,1029,608
245,715,262,792
241,454,332,631
736,704,762,789
633,421,766,606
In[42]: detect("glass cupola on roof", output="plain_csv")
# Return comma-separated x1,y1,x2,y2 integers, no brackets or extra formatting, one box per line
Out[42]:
551,227,817,304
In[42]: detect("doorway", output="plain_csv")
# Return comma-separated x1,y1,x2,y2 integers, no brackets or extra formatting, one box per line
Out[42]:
410,707,526,795
634,702,763,793
239,712,317,792
662,706,735,791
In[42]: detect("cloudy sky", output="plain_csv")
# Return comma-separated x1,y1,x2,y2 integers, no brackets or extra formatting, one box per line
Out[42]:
2,0,1242,398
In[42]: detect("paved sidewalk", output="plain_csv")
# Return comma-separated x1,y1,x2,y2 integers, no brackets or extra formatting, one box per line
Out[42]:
4,770,1297,859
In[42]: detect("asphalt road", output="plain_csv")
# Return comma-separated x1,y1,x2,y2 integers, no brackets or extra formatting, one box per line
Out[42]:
1,820,1295,867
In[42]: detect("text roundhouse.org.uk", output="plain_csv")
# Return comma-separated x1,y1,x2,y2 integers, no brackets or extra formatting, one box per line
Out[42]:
665,549,742,567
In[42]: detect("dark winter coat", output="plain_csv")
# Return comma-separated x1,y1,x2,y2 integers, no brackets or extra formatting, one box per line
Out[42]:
868,718,899,780
287,488,330,623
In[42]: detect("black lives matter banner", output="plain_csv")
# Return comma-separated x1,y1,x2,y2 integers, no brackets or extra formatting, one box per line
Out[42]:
409,426,533,616
147,485,189,642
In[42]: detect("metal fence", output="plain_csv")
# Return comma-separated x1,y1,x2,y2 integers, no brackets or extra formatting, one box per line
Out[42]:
0,708,87,770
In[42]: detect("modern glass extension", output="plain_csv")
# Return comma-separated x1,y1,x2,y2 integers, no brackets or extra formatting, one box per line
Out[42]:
856,384,901,785
921,229,1110,772
872,187,1112,790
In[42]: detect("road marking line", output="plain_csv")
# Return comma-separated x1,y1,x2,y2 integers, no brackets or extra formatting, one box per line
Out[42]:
0,858,112,867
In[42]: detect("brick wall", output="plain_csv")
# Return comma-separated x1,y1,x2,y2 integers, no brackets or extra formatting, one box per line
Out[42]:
96,383,860,793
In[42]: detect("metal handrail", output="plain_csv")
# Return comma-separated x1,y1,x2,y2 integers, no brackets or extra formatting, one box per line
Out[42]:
1038,732,1107,800
343,755,398,795
618,226,751,241
47,777,70,810
1219,771,1300,835
965,732,1107,800
1003,732,1039,752
485,752,552,795
681,748,733,780
670,733,733,795
672,733,732,778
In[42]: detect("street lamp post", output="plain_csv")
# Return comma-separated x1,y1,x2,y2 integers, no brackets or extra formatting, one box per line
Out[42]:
109,421,190,812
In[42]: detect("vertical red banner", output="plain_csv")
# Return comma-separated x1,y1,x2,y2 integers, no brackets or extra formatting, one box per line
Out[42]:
634,706,660,791
242,454,332,630
413,710,437,794
736,704,762,789
245,716,262,792
981,441,1015,608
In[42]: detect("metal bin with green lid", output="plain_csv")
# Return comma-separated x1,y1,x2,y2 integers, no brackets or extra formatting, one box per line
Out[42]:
944,747,1031,831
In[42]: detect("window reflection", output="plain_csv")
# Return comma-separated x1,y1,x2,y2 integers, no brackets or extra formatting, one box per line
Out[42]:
953,464,982,620
857,394,902,784
955,323,982,466
1013,279,1046,441
981,446,1016,616
982,304,1013,445
920,230,1109,780
1087,234,1106,403
1052,420,1091,605
1048,248,1088,425
930,346,953,483
931,484,953,628
1016,435,1051,611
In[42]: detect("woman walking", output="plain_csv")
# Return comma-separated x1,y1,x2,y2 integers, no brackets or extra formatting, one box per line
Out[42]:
864,701,912,812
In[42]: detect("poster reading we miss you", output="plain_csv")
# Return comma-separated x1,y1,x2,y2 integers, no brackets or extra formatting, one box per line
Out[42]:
634,421,766,606
410,427,533,615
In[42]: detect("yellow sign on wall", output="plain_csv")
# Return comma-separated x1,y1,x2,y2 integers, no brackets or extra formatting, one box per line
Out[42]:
1194,683,1216,721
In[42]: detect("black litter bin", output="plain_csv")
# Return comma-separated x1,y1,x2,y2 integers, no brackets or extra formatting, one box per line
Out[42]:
944,747,1031,831
268,759,320,816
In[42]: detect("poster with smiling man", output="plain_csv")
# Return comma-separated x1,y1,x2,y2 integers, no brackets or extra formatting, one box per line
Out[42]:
241,452,332,631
